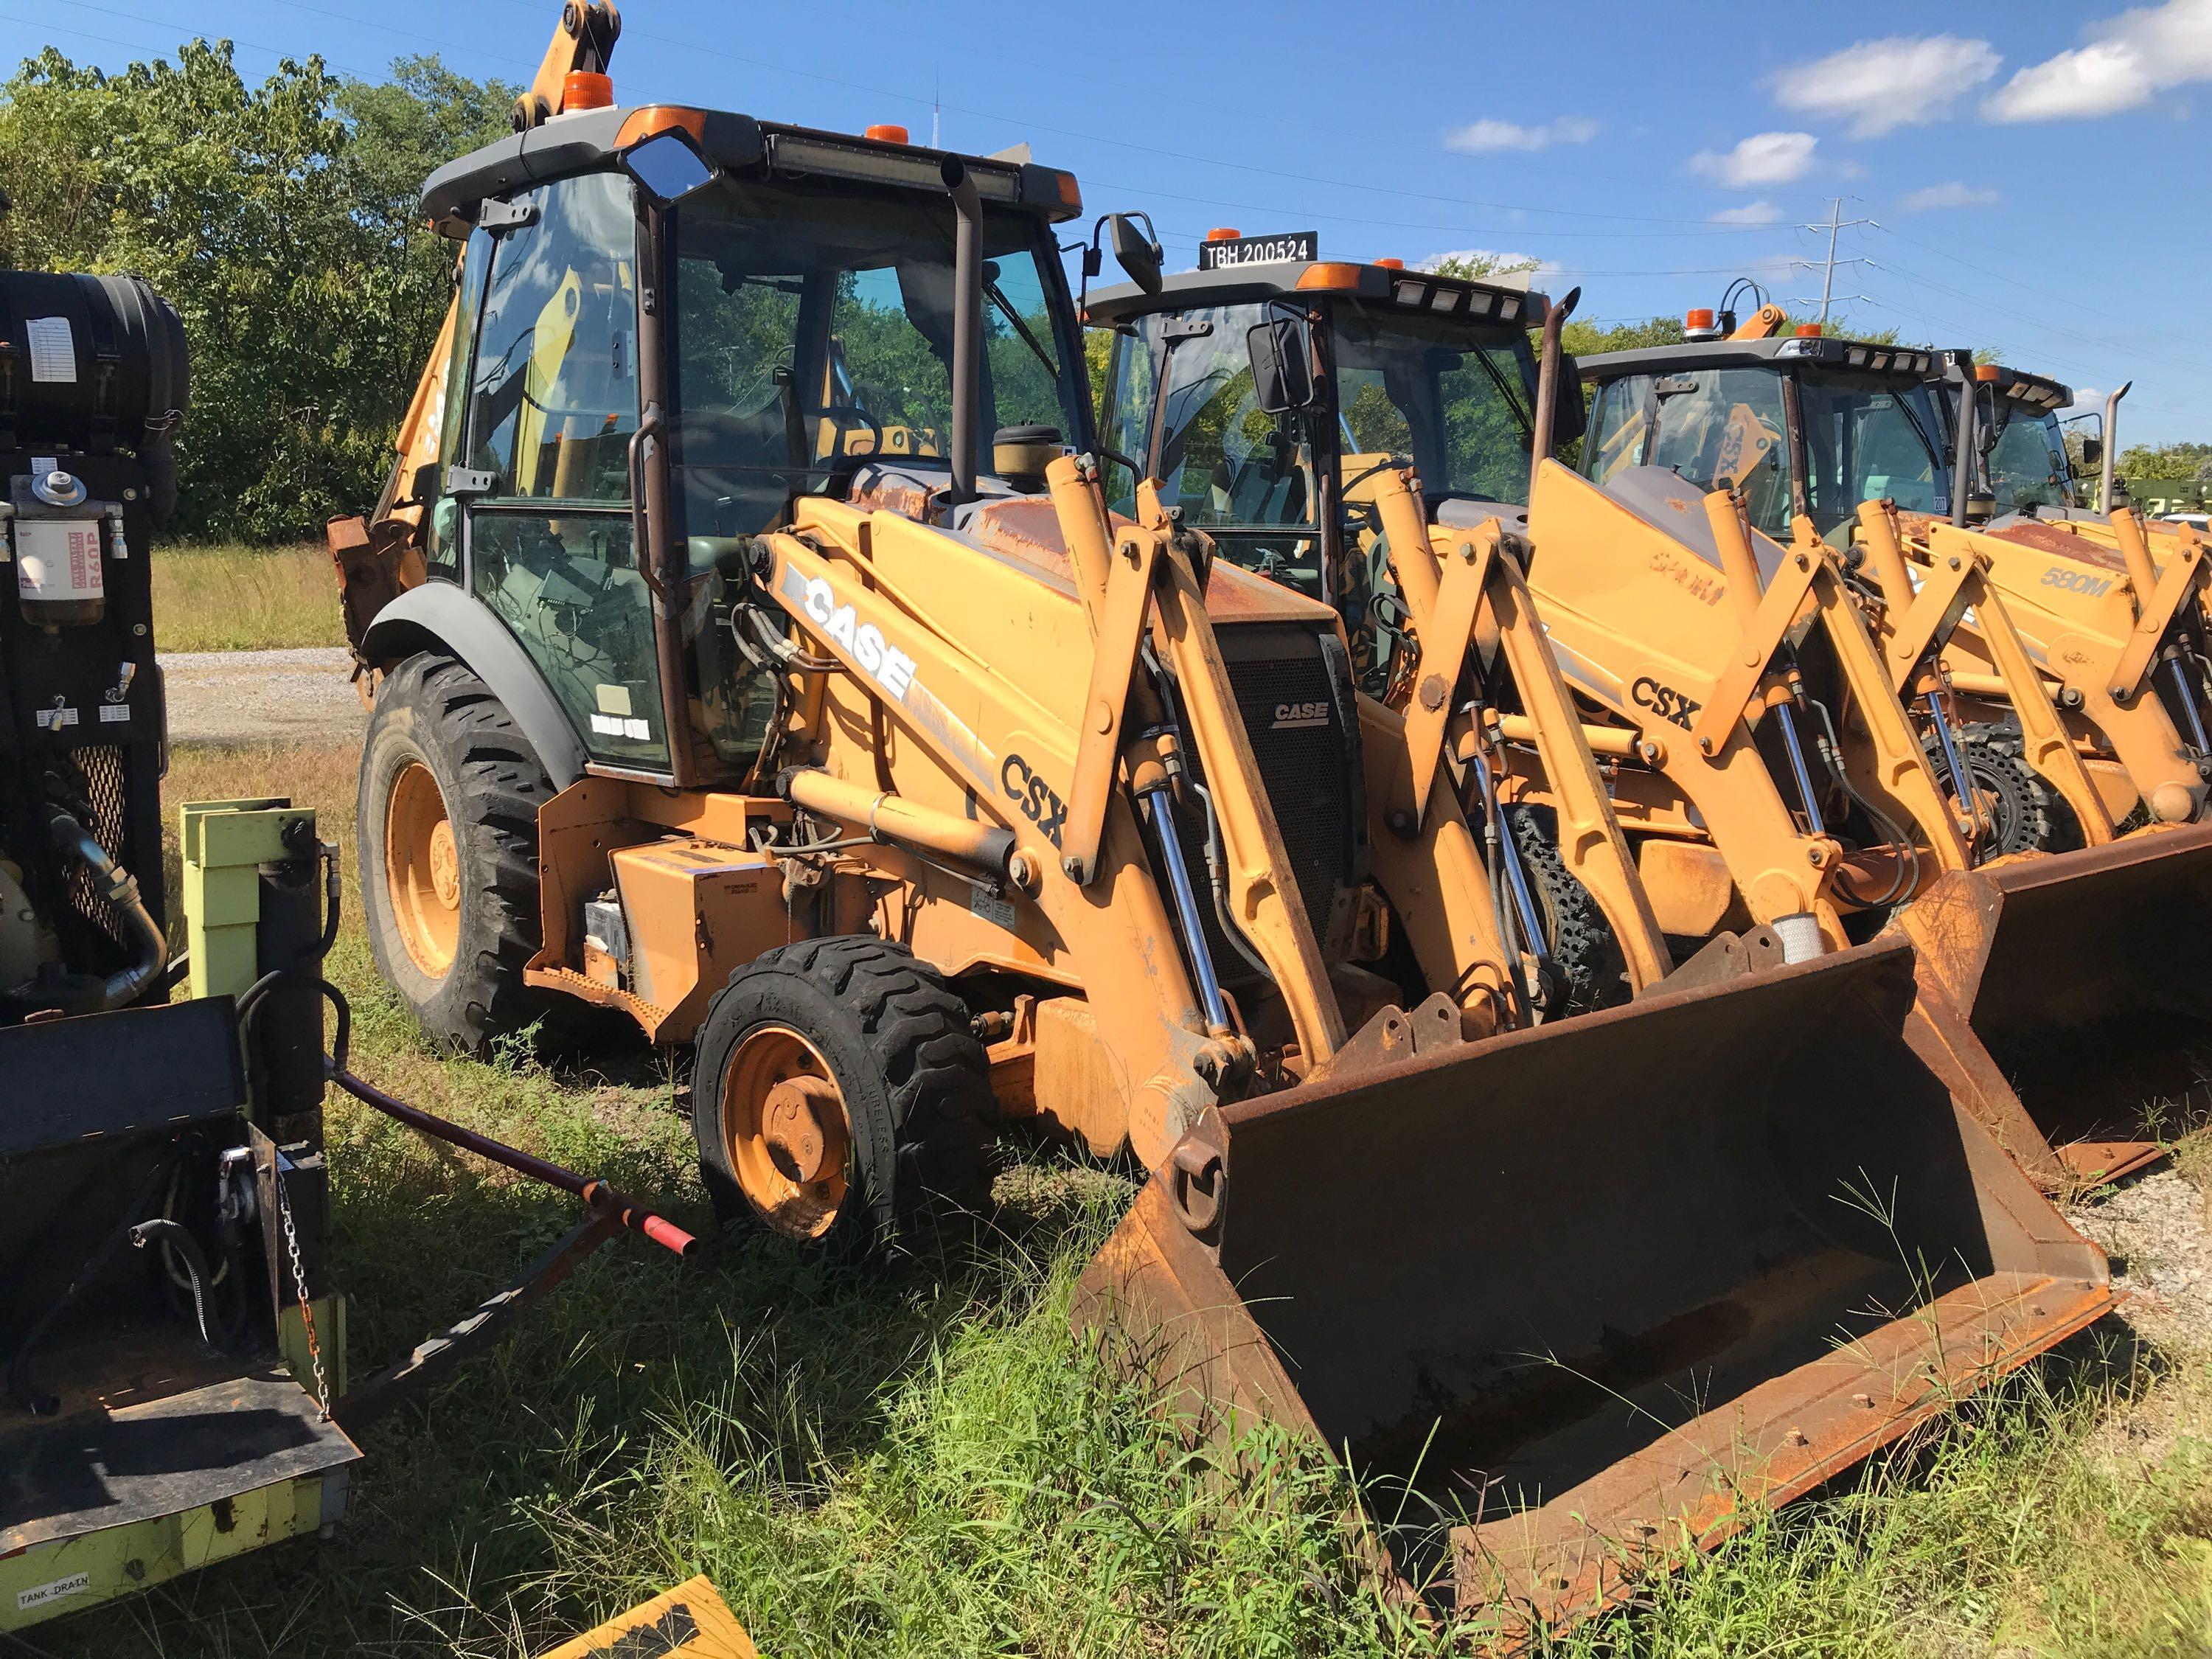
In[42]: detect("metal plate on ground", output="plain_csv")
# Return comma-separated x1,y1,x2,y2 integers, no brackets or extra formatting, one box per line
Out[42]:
538,1576,759,1658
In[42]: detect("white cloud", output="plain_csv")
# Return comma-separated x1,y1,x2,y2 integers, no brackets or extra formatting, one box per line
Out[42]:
1770,35,2000,136
2065,386,2108,412
1986,0,2212,121
1708,200,1784,224
1690,131,1818,187
1899,181,2001,210
1445,114,1601,153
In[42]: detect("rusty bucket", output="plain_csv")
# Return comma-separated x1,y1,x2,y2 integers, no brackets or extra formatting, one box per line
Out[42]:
1075,936,2112,1642
1893,821,2212,1189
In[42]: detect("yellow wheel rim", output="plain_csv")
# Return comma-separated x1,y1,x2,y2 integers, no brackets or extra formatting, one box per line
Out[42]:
723,1025,853,1239
385,759,460,978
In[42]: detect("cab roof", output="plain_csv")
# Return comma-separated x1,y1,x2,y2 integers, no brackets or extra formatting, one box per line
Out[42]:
1085,260,1551,330
421,105,1082,240
1579,334,1940,383
1932,349,2074,411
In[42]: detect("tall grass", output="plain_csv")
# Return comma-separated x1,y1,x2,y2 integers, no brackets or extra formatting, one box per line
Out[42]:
41,740,2211,1656
150,543,345,653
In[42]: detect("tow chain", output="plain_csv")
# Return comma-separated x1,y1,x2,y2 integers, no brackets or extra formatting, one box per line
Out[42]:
272,1157,331,1419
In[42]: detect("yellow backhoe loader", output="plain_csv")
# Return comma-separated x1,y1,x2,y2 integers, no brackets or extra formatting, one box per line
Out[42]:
1562,309,2212,1186
326,35,2115,1638
1089,254,2212,1191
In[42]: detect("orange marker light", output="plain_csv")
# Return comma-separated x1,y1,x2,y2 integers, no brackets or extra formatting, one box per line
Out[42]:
563,71,614,111
1975,363,2002,381
1376,257,1405,270
1686,308,1716,330
864,123,910,144
1295,262,1365,291
1795,323,1823,337
1206,227,1241,242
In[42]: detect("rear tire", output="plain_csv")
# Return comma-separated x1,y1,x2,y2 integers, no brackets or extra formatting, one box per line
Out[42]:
691,936,997,1251
1503,803,1630,1017
1929,720,2084,858
358,651,559,1053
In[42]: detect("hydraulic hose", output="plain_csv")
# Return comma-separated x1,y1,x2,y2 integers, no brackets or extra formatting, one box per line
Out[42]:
129,1218,227,1352
10,1158,175,1415
46,805,165,1010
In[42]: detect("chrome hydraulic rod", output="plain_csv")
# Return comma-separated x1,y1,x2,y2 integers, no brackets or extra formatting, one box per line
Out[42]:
1144,787,1231,1034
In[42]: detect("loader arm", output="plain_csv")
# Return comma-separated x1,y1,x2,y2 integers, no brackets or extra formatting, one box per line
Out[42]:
1915,515,2208,826
1367,467,1672,993
1687,503,1972,877
1856,500,2115,847
762,467,1346,1160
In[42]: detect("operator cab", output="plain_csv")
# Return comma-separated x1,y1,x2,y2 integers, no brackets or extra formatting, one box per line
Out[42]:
1927,355,2084,521
1579,332,1949,545
1088,248,1571,694
394,105,1091,784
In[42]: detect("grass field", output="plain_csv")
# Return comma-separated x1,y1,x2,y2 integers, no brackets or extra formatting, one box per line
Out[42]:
150,545,345,653
25,739,2212,1656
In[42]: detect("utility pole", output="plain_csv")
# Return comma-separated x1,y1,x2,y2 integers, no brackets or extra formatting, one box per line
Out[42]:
1791,198,1871,328
931,69,941,150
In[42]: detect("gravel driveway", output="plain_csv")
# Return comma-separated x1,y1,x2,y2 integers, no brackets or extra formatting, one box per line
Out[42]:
159,647,367,746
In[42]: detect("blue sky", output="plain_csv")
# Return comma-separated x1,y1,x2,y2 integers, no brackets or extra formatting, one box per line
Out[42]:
7,0,2211,442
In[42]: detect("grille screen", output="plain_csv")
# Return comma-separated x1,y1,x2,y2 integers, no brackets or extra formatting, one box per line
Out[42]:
63,745,131,943
1172,623,1365,987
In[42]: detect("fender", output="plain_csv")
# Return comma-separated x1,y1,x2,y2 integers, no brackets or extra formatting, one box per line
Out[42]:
361,580,588,787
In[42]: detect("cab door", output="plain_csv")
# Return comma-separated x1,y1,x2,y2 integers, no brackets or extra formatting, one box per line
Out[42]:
457,170,667,774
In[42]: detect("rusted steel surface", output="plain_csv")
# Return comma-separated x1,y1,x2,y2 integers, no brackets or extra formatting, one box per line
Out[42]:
1892,820,2212,1187
1075,935,2114,1641
1985,518,2132,572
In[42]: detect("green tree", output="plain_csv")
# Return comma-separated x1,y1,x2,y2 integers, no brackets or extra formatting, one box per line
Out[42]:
0,41,512,541
2118,440,2212,481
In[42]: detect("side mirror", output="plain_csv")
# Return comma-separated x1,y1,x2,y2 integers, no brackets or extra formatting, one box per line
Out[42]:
1107,213,1163,296
2081,437,2104,467
621,131,717,206
1247,317,1317,416
1549,352,1588,448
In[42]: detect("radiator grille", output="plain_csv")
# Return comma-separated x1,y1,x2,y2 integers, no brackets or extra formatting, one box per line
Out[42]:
1172,623,1366,987
62,745,130,944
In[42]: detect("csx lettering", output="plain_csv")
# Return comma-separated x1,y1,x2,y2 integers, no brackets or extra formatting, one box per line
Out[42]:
799,576,918,698
2041,566,2115,598
1632,675,1700,729
999,754,1068,847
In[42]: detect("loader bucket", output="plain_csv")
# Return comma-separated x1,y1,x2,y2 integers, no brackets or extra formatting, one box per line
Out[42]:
1076,937,2112,1643
1893,821,2212,1189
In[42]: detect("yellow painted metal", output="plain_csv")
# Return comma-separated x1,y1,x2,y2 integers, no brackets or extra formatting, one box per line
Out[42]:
0,1469,341,1635
178,799,315,1001
538,1575,759,1659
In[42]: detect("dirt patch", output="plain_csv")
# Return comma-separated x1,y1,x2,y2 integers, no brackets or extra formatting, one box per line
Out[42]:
160,647,366,746
2071,1166,2212,1353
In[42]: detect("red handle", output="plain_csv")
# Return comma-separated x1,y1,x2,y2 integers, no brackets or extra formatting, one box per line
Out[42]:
638,1211,700,1258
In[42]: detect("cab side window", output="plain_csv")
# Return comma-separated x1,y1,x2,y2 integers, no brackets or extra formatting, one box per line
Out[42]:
462,173,666,771
470,172,640,501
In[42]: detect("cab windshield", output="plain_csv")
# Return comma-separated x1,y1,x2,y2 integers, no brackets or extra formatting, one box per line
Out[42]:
669,173,1088,542
1329,304,1538,503
1797,368,1950,533
1582,366,1794,535
1982,401,2075,512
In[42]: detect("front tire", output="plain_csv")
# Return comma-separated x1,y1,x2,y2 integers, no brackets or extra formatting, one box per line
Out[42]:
690,937,997,1251
1503,802,1630,1018
358,650,558,1052
1930,720,2084,858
